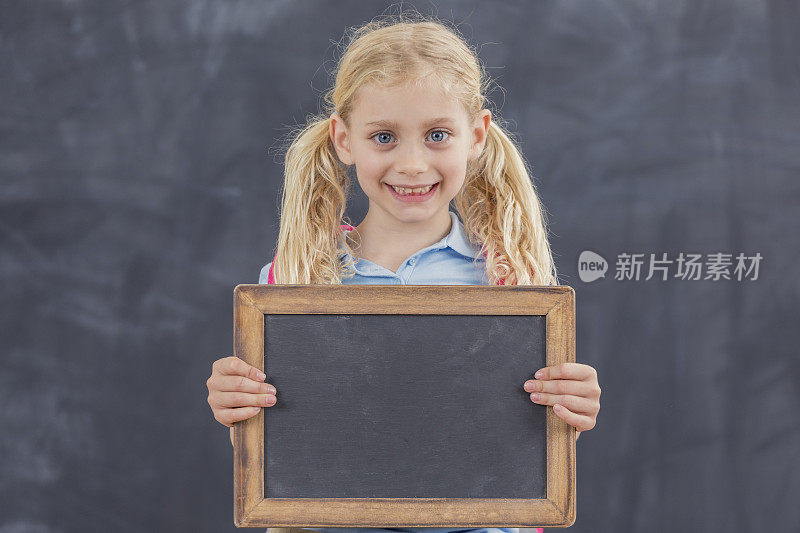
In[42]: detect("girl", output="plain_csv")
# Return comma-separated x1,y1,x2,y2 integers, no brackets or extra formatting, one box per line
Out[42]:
206,14,601,533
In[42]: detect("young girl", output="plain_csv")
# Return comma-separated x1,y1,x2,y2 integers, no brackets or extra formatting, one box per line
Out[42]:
206,14,601,533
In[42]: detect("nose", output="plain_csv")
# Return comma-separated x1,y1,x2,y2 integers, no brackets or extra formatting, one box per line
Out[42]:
393,140,428,177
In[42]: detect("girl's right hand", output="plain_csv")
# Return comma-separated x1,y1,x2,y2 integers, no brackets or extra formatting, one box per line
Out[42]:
206,356,277,443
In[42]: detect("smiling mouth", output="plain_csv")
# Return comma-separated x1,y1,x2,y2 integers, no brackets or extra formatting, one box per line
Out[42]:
386,182,439,194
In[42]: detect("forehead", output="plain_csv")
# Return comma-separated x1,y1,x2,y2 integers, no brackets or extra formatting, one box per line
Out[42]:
352,78,468,128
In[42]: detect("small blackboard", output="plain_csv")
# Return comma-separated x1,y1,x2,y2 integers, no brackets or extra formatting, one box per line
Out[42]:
232,285,575,528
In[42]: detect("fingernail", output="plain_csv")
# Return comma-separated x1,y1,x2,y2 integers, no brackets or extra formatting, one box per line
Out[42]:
266,396,276,406
523,381,534,392
267,385,276,394
531,393,541,401
535,370,543,379
257,371,266,381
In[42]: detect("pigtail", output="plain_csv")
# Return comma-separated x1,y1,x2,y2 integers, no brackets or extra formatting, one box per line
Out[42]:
271,115,359,284
454,119,560,286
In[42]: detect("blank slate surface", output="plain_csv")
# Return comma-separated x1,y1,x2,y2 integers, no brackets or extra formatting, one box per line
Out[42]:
232,284,575,528
263,313,547,499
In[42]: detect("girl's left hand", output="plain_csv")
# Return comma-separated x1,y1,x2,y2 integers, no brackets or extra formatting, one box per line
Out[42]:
522,362,601,440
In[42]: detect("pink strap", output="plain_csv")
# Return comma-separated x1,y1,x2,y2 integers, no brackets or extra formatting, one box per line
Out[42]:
266,259,275,284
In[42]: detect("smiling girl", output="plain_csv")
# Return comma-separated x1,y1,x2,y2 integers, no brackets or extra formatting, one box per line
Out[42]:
206,13,601,533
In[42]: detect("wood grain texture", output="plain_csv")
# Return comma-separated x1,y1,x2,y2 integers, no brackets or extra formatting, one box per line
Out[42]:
233,287,265,526
233,285,576,528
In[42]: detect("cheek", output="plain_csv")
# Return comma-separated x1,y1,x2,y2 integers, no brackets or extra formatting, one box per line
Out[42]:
351,149,389,184
436,151,469,185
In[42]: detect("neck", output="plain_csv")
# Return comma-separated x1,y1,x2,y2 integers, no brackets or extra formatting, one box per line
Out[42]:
351,208,453,266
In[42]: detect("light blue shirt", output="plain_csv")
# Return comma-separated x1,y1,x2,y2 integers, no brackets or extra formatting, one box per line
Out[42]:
259,211,490,285
258,211,517,533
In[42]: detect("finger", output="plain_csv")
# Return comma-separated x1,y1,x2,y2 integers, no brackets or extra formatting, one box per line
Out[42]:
216,375,277,395
552,403,596,432
211,391,277,409
218,406,263,426
529,392,598,415
523,378,598,398
217,356,266,381
534,363,595,382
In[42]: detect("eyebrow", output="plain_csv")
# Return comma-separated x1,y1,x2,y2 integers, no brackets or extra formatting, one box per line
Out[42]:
364,117,458,129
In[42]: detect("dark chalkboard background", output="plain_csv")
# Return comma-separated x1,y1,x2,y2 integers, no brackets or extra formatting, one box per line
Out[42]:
1,1,798,532
264,313,546,499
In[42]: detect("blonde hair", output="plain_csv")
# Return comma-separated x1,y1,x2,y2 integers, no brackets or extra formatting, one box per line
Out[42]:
271,11,559,286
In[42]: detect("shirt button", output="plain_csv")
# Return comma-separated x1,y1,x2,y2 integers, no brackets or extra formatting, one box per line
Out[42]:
408,257,417,266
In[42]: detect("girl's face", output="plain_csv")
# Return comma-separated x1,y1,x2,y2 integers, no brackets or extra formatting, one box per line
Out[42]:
330,77,491,227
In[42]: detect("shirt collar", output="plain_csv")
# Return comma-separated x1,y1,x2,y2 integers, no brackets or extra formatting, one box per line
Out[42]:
337,210,484,264
443,210,485,259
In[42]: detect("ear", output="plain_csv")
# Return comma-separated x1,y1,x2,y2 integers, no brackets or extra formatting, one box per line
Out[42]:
468,109,492,162
329,112,354,166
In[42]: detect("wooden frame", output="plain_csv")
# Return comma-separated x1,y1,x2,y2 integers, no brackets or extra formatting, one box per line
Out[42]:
232,285,576,528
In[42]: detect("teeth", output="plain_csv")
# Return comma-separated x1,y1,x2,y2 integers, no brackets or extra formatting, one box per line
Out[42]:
391,183,435,195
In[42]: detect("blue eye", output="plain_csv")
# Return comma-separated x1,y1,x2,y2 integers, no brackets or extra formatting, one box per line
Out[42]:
429,130,448,143
371,130,451,145
375,132,393,144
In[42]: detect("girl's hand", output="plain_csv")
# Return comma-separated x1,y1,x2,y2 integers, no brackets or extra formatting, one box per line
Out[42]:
522,362,600,440
206,356,278,445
